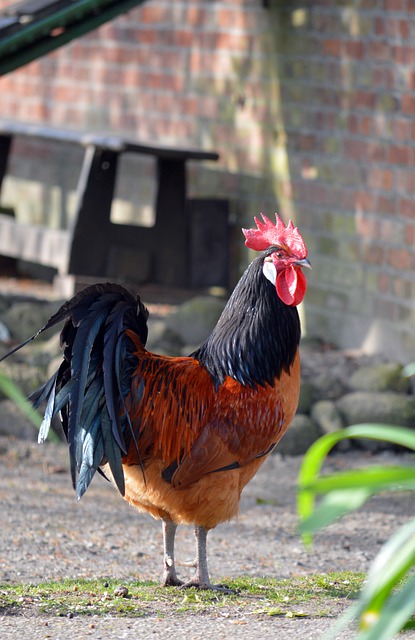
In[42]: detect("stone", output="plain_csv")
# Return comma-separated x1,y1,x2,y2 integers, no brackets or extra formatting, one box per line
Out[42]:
336,392,415,429
298,379,314,414
311,400,345,434
311,399,350,451
349,362,410,394
300,335,327,350
145,318,169,351
277,414,321,456
1,301,61,343
0,399,38,440
164,296,226,348
146,320,184,356
311,372,348,401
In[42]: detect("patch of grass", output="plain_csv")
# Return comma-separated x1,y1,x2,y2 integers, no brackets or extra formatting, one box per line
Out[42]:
0,572,365,619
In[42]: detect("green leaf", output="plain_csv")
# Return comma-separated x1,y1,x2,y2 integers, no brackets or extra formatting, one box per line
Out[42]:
403,362,415,378
358,574,415,640
300,488,371,535
0,372,41,427
0,372,59,443
298,424,415,544
360,519,415,613
308,465,415,494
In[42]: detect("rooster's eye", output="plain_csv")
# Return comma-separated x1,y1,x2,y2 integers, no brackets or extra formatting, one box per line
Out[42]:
274,249,286,259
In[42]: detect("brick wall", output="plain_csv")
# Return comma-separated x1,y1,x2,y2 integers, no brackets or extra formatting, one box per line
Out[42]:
1,0,415,360
273,0,415,360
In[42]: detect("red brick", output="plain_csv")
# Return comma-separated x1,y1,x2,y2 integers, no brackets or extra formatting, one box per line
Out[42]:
139,5,169,24
393,119,411,141
122,66,143,88
388,145,411,165
137,29,157,45
408,71,415,91
397,19,410,39
381,68,395,90
399,198,415,218
344,41,364,59
344,139,384,162
404,223,415,244
323,39,341,57
356,214,378,238
359,115,374,136
368,167,394,191
360,0,380,7
363,244,384,265
380,219,396,240
402,94,415,114
388,248,411,270
171,30,194,47
214,31,252,52
367,40,391,61
187,6,207,26
348,114,359,134
376,195,397,215
395,169,413,193
217,7,254,30
354,90,376,110
355,191,375,212
383,0,406,10
374,17,385,36
378,273,390,293
392,45,415,64
294,133,316,152
141,72,169,91
383,17,411,39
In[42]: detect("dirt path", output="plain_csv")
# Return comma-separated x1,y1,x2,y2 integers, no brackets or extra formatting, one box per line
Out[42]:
0,436,414,639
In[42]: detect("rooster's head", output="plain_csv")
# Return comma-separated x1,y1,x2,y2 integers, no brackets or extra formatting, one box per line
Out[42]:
242,213,311,306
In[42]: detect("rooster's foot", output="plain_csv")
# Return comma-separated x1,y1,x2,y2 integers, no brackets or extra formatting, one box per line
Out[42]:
181,580,235,594
162,574,184,587
178,558,197,568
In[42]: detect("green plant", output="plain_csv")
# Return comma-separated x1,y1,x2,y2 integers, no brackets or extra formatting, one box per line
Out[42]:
298,423,415,639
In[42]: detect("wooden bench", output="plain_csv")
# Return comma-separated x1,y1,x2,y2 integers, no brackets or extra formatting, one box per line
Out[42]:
0,118,225,292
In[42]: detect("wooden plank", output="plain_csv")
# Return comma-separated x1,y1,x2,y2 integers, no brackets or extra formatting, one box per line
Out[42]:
0,118,219,160
0,214,71,273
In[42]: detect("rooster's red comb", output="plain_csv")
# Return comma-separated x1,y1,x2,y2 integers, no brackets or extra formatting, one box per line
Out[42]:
242,213,307,258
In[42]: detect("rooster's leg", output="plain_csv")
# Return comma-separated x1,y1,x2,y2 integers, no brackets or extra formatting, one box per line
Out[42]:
182,526,233,593
162,520,183,586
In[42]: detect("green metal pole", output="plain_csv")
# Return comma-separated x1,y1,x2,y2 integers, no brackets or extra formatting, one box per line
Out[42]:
0,0,147,75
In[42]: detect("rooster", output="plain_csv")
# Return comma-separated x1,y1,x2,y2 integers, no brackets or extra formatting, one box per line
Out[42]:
2,213,310,590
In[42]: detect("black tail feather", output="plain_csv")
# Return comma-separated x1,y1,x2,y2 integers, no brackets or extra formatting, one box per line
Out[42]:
2,283,149,498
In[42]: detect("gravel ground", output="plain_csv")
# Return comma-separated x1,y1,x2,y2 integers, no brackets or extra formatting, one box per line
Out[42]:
1,436,414,639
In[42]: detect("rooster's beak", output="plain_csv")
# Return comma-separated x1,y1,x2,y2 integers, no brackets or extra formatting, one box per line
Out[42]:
295,258,312,269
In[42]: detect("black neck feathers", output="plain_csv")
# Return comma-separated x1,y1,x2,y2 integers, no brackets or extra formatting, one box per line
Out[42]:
192,254,301,388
